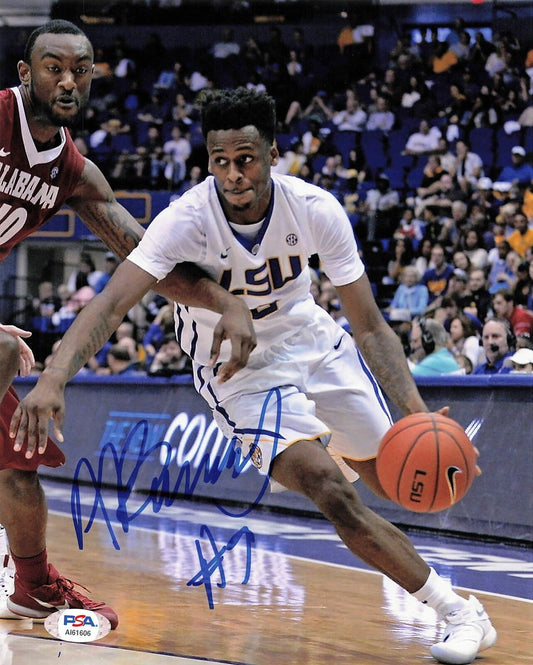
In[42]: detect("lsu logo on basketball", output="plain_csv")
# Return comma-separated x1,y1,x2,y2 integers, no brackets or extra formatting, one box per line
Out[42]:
409,469,427,504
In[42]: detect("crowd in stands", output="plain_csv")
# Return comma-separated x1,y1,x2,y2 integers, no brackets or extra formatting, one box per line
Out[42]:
27,18,533,377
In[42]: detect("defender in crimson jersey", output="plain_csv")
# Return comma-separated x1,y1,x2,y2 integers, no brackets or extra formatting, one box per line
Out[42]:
0,20,255,628
0,87,85,261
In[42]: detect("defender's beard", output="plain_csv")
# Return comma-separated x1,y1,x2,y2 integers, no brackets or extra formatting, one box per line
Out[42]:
30,82,81,129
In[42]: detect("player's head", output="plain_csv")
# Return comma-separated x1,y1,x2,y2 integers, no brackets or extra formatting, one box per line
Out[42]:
200,88,277,145
200,88,279,220
18,20,94,129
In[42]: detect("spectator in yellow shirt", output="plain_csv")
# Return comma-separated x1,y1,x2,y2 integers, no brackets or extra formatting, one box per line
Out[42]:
508,213,533,259
432,43,459,74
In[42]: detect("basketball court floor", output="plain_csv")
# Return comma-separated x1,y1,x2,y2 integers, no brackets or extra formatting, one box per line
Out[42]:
1,478,531,665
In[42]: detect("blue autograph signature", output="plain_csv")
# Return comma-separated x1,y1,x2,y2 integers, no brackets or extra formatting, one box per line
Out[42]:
70,387,283,550
187,525,255,609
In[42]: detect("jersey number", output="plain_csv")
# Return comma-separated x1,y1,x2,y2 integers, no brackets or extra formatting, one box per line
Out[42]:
250,301,278,319
0,204,27,246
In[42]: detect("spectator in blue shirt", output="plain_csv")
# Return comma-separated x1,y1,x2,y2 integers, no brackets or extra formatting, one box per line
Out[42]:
498,146,533,188
422,244,455,303
106,344,145,376
388,266,429,318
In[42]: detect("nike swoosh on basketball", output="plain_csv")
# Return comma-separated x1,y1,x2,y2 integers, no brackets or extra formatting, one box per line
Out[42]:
29,595,70,610
0,148,10,157
446,466,461,502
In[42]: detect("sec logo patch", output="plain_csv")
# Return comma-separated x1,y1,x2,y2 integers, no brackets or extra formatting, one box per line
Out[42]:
286,233,298,246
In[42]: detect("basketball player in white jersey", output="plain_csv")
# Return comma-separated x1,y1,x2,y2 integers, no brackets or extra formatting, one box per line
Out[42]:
12,89,496,664
0,22,255,626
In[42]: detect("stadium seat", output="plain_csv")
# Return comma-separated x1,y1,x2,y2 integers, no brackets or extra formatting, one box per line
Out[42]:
386,167,406,192
332,131,357,167
110,134,134,154
406,165,425,192
524,126,533,156
360,131,387,171
494,127,521,168
466,127,494,175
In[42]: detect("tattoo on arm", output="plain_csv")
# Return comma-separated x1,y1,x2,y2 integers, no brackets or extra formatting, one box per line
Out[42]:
358,329,423,415
78,201,142,259
66,312,116,378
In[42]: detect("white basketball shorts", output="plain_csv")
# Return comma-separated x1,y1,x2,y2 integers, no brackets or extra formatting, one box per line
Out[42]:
193,317,393,479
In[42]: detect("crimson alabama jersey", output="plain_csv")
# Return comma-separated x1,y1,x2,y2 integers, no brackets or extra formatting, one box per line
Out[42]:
0,87,85,262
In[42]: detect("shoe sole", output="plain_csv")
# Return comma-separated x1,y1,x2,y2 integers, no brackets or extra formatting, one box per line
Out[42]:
430,626,497,664
479,625,498,652
6,599,51,620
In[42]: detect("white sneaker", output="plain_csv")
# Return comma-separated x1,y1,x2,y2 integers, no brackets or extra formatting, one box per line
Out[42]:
430,595,497,664
0,563,18,620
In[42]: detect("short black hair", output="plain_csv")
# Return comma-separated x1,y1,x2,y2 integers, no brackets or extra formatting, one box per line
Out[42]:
493,288,515,303
200,88,276,144
107,344,133,363
24,20,88,64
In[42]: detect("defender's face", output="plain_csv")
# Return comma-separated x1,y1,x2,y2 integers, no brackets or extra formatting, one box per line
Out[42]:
19,33,94,128
207,126,278,223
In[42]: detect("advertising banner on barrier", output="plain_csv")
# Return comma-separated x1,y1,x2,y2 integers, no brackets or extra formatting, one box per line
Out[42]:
14,375,533,542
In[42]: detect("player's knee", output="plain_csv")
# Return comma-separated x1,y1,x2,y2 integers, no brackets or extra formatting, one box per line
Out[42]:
0,468,41,497
304,470,366,527
0,332,20,377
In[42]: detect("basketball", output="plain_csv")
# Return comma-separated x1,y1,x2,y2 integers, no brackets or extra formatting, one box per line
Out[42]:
376,413,477,513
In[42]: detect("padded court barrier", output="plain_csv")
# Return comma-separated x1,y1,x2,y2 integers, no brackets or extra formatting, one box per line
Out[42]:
14,374,533,543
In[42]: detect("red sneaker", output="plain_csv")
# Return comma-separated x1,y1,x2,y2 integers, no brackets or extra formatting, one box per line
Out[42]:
7,564,118,629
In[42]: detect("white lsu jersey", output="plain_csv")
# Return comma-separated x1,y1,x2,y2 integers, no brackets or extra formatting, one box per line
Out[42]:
128,173,365,366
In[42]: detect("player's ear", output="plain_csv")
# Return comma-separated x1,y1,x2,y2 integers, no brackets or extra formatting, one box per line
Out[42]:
270,144,279,166
17,61,31,85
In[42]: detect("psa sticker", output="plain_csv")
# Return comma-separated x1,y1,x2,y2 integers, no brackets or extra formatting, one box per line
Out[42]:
45,609,111,642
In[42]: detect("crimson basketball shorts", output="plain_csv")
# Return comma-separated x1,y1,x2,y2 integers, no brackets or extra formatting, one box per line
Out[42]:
194,318,393,480
0,385,65,471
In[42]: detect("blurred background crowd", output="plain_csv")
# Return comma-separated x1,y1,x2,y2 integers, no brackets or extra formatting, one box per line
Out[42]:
4,2,533,377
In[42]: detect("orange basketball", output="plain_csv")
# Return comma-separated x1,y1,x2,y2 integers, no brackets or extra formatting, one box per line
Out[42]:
376,413,477,513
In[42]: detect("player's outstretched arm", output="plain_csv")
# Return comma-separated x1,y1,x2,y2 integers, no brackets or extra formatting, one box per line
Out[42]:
10,260,157,458
336,274,428,416
68,159,256,372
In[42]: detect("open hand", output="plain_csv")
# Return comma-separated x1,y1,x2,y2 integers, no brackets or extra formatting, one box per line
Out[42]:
9,374,65,458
